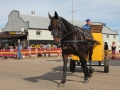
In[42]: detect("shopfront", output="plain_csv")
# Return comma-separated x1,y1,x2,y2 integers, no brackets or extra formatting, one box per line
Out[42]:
0,31,28,49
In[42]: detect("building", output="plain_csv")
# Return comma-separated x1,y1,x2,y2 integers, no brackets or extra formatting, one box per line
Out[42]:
0,28,2,32
2,10,53,49
1,10,119,51
0,28,3,48
102,28,119,51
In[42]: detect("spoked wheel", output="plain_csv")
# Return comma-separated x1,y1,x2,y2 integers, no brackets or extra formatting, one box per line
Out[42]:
70,59,76,72
104,59,109,73
98,61,102,66
76,60,81,66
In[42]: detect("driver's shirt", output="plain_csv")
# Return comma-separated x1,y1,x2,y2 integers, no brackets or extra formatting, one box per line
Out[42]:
83,24,90,30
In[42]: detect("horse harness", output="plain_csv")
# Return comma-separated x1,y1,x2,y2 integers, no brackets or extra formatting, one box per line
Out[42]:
56,19,95,54
55,20,94,44
49,18,95,55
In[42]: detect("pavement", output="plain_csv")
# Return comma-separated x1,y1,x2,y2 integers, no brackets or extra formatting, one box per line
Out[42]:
0,57,120,90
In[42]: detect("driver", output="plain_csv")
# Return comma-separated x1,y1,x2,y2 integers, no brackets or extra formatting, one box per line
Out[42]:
83,18,91,30
83,18,93,41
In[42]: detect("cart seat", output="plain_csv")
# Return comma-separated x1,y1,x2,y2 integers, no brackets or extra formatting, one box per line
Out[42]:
90,22,103,33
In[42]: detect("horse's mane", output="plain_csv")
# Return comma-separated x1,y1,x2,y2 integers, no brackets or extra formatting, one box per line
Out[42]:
59,17,93,39
60,17,74,27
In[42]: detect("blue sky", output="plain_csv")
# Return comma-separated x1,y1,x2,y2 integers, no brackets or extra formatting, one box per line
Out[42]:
0,0,120,35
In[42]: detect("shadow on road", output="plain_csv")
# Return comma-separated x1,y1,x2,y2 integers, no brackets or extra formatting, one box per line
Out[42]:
23,66,84,84
95,70,105,73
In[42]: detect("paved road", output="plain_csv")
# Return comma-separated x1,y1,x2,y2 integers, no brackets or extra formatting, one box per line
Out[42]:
0,58,120,90
87,59,120,66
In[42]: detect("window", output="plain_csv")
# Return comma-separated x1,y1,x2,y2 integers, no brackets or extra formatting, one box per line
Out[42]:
36,31,41,35
113,35,116,38
106,35,109,38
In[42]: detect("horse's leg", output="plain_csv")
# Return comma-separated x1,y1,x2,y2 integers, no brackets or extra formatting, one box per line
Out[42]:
79,53,89,83
58,53,68,87
88,47,94,76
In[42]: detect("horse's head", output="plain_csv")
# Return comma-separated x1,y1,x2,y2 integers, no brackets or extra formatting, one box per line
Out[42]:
48,11,63,47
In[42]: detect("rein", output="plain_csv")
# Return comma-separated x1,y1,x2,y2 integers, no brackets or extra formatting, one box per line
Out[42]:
62,40,95,43
57,19,85,43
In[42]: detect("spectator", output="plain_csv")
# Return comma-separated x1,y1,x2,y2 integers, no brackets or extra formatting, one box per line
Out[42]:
104,42,108,59
47,44,51,57
14,45,18,59
2,47,6,59
53,45,57,48
40,44,43,49
110,41,116,59
10,46,14,58
17,43,22,60
43,44,46,57
27,45,31,58
35,47,38,58
119,42,120,53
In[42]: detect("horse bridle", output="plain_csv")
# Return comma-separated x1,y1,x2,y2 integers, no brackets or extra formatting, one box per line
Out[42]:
48,18,76,40
48,19,63,37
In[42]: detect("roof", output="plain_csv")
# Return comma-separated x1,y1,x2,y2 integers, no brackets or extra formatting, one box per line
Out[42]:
20,14,85,29
20,14,50,29
3,10,118,35
102,26,117,34
20,14,117,35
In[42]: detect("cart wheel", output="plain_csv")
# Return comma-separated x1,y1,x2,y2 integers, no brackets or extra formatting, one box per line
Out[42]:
98,61,101,66
70,59,76,72
104,59,109,73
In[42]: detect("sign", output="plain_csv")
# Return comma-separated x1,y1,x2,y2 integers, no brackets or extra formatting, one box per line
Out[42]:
9,31,25,35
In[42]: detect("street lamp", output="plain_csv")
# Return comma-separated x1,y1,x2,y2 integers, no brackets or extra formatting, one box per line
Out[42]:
69,0,78,24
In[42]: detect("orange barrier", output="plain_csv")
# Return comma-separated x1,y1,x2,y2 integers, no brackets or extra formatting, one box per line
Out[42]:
0,48,62,57
0,49,119,59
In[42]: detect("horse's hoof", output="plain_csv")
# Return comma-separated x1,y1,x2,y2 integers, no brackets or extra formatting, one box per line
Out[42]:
89,68,94,75
89,74,93,77
83,80,89,84
58,83,65,88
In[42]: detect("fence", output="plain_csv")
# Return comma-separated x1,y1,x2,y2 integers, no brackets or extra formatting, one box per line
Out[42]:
0,48,120,59
0,48,62,58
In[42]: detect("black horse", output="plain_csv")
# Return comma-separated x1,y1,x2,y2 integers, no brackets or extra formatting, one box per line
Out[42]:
48,11,95,86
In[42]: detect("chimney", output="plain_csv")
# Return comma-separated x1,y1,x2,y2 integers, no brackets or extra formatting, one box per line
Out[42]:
31,11,35,16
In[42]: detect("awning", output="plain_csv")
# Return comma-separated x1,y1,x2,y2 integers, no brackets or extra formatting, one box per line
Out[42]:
0,31,27,39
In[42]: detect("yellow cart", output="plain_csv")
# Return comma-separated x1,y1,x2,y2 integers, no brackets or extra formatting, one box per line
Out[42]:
70,23,109,73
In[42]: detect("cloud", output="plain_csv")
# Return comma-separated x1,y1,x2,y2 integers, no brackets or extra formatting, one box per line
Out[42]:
0,0,120,33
